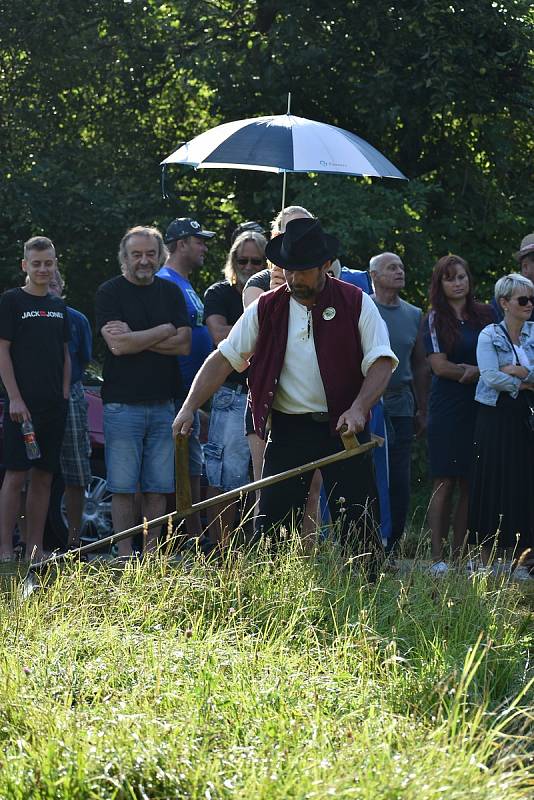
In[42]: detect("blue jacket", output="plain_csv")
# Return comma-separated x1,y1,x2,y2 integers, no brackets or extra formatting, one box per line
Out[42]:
475,320,534,406
67,306,92,385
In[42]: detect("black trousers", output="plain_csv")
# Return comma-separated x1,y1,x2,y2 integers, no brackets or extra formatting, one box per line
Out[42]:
385,415,414,554
257,411,382,561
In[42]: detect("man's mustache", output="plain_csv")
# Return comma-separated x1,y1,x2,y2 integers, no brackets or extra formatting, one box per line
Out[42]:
290,285,315,295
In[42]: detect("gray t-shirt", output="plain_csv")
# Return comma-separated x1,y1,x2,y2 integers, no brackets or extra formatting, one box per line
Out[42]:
373,297,422,416
244,269,270,293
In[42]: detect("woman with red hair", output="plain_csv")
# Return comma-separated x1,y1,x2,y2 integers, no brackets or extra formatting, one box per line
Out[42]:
423,255,494,574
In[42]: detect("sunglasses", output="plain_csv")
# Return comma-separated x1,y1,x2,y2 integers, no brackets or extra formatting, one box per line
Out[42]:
236,257,264,266
514,295,534,307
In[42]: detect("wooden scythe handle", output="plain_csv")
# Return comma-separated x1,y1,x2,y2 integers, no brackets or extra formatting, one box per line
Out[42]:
28,431,382,573
175,434,192,514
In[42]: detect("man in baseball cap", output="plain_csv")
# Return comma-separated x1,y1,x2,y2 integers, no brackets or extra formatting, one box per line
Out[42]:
157,218,216,539
164,217,215,243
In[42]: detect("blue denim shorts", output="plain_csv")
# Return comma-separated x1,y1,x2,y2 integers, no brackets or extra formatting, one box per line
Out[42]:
175,400,203,478
205,386,250,491
104,401,175,494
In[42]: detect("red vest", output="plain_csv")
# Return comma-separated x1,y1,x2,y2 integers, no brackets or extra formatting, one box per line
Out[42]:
248,276,364,439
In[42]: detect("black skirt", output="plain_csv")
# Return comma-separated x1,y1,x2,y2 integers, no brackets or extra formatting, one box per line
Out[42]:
468,392,534,553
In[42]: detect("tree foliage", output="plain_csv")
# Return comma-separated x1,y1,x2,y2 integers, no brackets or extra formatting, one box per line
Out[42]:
1,0,532,319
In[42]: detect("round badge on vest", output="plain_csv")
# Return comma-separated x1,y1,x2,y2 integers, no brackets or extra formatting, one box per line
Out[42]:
322,307,336,321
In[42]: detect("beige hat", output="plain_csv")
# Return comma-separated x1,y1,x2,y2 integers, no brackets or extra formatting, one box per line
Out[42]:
514,233,534,262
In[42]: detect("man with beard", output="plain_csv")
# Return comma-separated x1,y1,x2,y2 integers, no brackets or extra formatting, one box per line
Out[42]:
95,226,191,555
201,230,267,545
174,219,397,565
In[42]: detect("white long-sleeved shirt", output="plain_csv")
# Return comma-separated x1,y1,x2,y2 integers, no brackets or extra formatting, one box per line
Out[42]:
218,292,397,414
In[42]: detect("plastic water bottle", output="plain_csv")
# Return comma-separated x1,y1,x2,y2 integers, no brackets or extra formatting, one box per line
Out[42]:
21,420,41,460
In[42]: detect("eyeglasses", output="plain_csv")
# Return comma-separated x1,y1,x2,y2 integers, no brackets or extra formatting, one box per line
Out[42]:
514,295,534,307
236,257,264,266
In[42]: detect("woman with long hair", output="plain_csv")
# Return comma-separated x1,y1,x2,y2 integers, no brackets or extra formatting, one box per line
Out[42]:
202,230,267,546
469,274,534,579
423,255,494,574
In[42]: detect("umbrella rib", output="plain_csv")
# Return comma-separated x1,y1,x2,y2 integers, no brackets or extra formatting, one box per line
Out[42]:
305,120,379,176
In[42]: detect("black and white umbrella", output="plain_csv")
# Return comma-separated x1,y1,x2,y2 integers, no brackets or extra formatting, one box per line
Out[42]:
162,96,407,206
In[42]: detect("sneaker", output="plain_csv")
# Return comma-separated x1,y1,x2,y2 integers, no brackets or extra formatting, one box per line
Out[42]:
472,565,492,578
470,562,514,579
511,566,532,582
112,553,140,567
429,560,449,576
491,560,513,577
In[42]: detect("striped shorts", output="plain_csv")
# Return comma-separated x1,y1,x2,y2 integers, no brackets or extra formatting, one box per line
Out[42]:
60,381,91,487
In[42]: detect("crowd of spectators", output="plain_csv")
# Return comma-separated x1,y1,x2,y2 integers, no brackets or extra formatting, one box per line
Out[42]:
0,222,532,581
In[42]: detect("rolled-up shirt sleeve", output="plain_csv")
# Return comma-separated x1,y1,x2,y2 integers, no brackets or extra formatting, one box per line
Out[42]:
218,299,260,372
359,293,399,376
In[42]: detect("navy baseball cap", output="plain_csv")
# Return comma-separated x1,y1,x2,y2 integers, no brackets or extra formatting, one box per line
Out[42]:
165,218,215,243
231,220,265,243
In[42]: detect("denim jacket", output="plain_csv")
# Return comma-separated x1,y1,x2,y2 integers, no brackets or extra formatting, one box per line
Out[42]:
475,320,534,406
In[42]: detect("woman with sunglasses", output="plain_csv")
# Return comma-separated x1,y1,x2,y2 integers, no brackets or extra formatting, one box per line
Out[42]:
468,273,534,579
202,230,267,546
423,255,494,575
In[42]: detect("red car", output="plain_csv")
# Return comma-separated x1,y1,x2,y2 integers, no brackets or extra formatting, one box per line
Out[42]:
0,379,112,550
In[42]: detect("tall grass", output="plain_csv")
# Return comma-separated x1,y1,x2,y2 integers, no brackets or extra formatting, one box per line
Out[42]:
0,540,532,799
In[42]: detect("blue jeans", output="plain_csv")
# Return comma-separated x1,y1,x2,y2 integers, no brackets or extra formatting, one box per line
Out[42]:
385,415,414,552
103,401,175,494
204,386,250,491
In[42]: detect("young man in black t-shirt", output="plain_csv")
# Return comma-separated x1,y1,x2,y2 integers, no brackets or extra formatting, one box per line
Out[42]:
0,236,71,561
95,225,191,555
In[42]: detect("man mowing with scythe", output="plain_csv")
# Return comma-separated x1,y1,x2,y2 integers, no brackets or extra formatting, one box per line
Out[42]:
173,218,398,568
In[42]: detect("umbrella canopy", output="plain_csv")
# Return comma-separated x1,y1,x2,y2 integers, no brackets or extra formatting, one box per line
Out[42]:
162,113,407,180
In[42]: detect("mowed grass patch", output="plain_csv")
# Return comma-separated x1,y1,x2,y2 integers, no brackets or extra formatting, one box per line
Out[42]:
0,543,532,799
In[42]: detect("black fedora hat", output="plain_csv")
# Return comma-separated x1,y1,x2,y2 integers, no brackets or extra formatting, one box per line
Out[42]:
265,218,339,271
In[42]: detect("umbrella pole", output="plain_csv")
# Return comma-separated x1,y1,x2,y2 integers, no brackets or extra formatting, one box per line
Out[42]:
279,92,291,211
281,171,287,211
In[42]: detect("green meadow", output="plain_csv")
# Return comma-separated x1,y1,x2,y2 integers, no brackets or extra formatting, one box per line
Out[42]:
0,543,532,799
